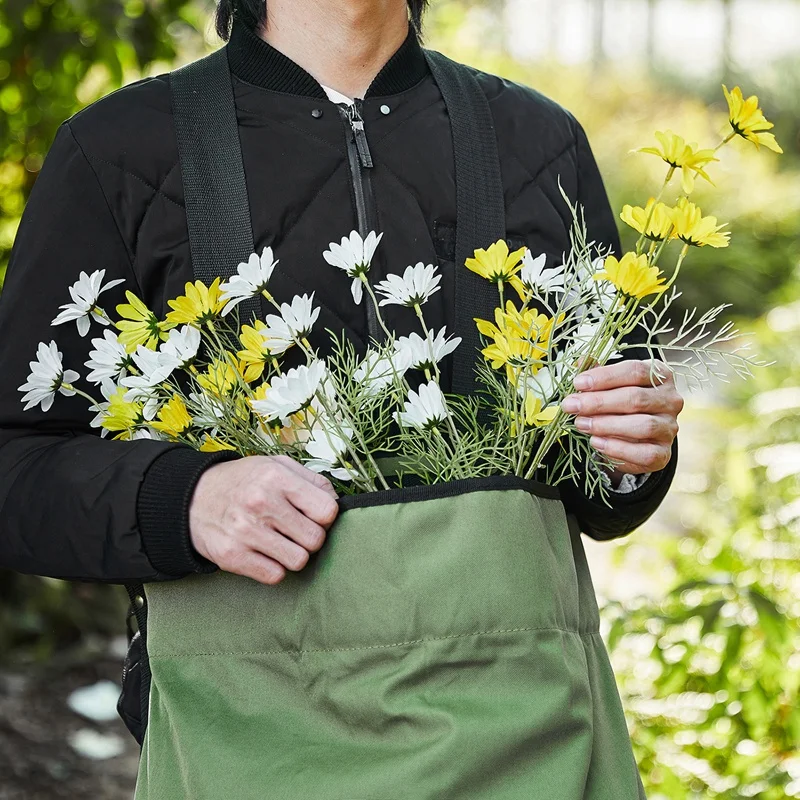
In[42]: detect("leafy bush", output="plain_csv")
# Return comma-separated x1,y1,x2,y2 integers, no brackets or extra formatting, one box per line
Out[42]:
605,301,800,798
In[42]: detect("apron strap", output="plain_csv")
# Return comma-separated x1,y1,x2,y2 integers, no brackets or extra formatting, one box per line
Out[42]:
170,47,262,325
423,50,507,397
169,45,507,395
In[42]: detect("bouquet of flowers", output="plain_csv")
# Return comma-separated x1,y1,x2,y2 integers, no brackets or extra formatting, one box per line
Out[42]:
20,86,779,502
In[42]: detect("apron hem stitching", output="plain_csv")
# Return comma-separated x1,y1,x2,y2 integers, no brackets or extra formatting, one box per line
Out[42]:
148,624,602,658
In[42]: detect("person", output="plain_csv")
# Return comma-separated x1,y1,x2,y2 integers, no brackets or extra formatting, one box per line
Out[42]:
0,2,681,646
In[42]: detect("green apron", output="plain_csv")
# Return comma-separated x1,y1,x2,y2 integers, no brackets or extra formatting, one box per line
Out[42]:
134,477,646,799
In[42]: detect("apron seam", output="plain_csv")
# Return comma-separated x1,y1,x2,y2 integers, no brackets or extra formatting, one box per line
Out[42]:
148,623,601,658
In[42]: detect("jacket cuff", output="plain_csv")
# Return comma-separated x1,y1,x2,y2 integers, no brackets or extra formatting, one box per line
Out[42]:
137,446,241,577
598,436,678,506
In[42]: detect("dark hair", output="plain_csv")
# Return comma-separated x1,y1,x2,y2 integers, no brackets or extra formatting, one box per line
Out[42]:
215,0,429,40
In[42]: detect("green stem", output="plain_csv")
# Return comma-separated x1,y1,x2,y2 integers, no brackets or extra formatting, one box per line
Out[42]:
635,167,675,255
362,277,394,341
63,384,101,407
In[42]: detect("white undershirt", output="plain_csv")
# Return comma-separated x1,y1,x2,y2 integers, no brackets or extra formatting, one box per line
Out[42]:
319,85,650,494
321,84,355,105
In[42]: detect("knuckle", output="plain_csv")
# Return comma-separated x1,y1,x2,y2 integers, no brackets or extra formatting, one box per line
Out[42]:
241,492,265,515
217,542,245,571
262,564,286,585
631,387,649,412
646,416,661,438
305,525,327,553
644,447,663,468
259,461,285,488
317,497,339,527
283,546,309,572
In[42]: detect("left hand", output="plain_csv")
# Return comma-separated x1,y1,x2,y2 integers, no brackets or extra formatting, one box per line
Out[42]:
561,359,683,477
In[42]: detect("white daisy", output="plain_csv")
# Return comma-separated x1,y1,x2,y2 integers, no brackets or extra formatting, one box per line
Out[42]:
569,320,622,364
519,251,566,294
51,270,125,337
519,358,569,405
304,422,359,481
394,328,461,373
120,346,170,420
261,294,320,354
323,230,383,304
220,247,278,316
85,330,130,385
18,341,80,412
159,325,201,372
375,263,441,308
250,360,328,423
353,348,410,396
88,379,118,437
395,381,450,431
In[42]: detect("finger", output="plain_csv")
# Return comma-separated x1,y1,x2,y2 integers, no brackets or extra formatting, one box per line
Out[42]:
280,473,340,529
224,549,287,586
574,413,677,443
272,455,338,499
246,526,314,572
255,502,327,554
562,385,667,416
573,359,673,392
588,436,672,473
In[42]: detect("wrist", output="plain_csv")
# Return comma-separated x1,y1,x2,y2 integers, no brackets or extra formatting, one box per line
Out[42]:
138,446,240,577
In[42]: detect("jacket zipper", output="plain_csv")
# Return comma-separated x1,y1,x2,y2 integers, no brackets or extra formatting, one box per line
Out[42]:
340,100,380,342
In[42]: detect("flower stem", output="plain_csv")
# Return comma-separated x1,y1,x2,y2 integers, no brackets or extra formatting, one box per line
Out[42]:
635,167,674,254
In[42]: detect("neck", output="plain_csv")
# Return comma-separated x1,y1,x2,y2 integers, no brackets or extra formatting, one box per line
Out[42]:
258,1,410,99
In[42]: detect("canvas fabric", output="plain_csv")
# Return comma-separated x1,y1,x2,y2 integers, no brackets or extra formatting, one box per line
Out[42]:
134,478,646,799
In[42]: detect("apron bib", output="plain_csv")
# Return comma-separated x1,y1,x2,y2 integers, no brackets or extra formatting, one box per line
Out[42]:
134,477,645,799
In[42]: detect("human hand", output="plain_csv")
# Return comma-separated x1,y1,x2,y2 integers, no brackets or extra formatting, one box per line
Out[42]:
561,359,683,478
189,455,339,585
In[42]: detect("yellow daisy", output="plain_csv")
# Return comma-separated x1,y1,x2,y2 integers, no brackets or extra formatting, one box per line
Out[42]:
465,241,526,284
100,386,145,440
197,358,240,397
509,394,561,436
670,198,731,248
166,278,225,328
115,291,167,353
620,198,675,242
593,253,667,300
237,322,272,383
199,435,236,452
475,301,556,381
638,130,718,194
723,85,783,154
150,395,193,439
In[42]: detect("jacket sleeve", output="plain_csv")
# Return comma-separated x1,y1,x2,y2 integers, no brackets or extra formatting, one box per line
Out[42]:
0,122,230,583
555,119,679,542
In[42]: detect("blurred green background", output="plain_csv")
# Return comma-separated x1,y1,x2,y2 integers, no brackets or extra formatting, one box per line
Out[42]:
0,0,798,797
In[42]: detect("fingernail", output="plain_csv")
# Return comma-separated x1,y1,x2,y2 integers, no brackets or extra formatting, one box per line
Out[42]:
574,416,591,432
573,373,593,390
590,436,607,449
561,396,582,413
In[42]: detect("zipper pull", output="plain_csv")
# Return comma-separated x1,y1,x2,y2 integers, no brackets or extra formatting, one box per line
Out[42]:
347,101,374,169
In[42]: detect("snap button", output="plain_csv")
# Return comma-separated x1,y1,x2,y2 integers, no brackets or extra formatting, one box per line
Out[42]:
311,108,323,119
380,104,391,116
134,595,145,609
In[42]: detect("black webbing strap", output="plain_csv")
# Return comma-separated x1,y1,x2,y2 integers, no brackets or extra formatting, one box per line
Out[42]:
170,46,261,325
122,45,263,747
423,50,507,397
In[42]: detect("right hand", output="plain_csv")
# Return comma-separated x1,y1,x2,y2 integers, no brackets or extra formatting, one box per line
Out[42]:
189,455,339,585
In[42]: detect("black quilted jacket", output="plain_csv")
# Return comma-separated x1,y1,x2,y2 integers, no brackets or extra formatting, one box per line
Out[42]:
0,20,678,583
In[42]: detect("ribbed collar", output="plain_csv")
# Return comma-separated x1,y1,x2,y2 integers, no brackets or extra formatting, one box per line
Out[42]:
227,19,429,98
